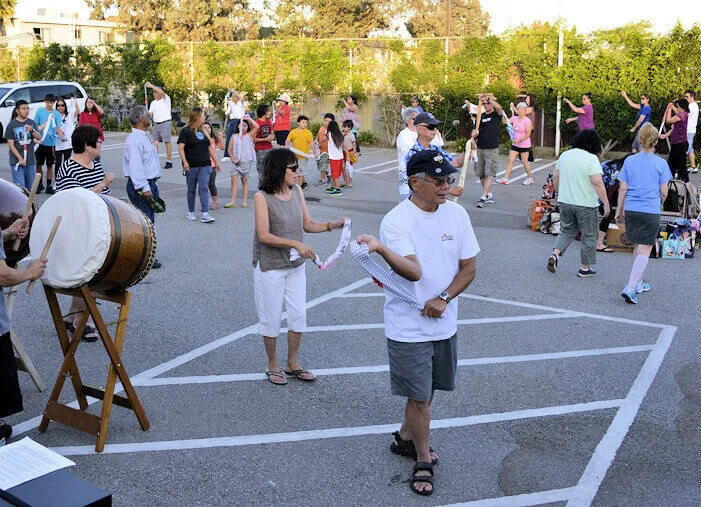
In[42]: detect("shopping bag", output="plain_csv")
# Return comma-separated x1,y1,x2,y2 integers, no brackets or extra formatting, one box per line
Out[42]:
661,234,686,259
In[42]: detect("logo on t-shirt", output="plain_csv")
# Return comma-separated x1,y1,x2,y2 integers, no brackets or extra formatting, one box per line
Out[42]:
13,126,30,145
195,131,205,140
441,233,454,241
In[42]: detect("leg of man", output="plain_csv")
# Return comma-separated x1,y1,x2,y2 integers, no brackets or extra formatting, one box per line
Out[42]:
35,146,46,191
687,133,696,170
578,205,599,270
10,164,24,188
256,150,267,178
152,139,160,154
553,203,579,257
406,398,433,492
126,178,155,224
186,166,199,212
165,142,172,163
224,119,237,159
198,166,212,212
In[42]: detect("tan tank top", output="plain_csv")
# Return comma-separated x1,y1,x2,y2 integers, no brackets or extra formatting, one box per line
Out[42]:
252,188,305,271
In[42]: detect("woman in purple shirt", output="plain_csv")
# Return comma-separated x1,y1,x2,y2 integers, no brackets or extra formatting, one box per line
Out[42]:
564,93,594,131
660,98,690,182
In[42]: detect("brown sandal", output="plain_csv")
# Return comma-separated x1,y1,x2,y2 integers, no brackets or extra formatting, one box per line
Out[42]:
283,368,316,381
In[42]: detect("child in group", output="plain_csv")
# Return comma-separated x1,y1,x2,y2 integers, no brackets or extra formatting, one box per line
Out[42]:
325,120,345,196
202,122,225,209
285,115,317,189
225,116,259,208
315,113,334,185
341,119,357,188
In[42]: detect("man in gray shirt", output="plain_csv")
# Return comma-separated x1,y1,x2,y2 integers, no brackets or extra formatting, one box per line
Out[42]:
4,100,41,190
1,220,46,434
123,105,163,268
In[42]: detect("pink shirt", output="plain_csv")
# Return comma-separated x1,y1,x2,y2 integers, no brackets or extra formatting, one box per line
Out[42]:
274,104,291,131
511,116,532,148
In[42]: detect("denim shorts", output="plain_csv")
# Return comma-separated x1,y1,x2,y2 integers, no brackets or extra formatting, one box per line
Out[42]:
387,334,458,402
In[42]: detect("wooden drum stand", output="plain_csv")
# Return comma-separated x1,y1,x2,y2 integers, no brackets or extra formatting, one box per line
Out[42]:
40,284,149,453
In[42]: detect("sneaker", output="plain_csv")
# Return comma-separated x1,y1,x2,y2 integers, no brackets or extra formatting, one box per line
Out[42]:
45,186,56,194
635,281,651,293
164,161,173,169
325,187,335,193
621,285,638,304
316,179,326,186
485,193,495,204
327,188,343,196
547,254,558,273
300,181,308,190
522,178,534,185
221,156,230,162
201,212,215,223
689,167,698,173
577,269,598,278
476,197,487,208
186,212,196,221
497,177,509,185
151,259,162,269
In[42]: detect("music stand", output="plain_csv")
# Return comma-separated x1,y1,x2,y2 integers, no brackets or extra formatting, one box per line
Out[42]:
39,284,149,453
3,285,45,391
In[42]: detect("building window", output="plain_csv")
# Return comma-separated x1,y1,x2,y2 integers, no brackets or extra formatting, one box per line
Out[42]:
75,28,82,40
99,32,115,44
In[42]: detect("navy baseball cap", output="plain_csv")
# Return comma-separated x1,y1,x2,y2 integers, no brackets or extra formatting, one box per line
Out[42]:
406,150,458,178
413,112,441,126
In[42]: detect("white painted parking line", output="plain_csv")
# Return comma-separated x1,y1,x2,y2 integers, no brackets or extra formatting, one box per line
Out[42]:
135,344,655,387
49,399,623,456
100,143,125,150
495,159,543,177
508,160,557,183
355,159,397,173
568,325,677,506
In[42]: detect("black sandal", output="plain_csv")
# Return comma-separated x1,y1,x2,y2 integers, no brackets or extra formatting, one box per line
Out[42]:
390,431,438,465
409,461,434,496
66,322,99,343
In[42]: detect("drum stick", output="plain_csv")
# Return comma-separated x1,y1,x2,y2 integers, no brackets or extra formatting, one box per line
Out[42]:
452,140,472,203
12,173,42,251
26,216,61,294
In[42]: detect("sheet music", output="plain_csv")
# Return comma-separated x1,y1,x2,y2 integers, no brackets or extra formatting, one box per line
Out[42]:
0,437,75,490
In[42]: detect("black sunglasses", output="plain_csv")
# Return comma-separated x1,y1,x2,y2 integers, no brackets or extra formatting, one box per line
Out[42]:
56,103,66,107
419,124,436,130
287,163,299,172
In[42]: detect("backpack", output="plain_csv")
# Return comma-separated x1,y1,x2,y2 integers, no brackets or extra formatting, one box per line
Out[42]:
531,200,554,231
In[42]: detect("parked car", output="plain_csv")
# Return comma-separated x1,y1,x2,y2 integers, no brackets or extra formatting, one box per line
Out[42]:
0,81,88,139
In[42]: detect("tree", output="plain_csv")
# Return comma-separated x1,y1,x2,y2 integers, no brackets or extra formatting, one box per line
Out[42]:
404,0,489,38
86,0,258,40
0,0,17,36
273,0,391,38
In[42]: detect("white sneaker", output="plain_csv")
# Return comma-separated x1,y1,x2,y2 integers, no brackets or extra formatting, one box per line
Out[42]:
497,177,509,185
485,193,495,203
522,178,534,185
186,212,196,221
201,212,215,223
689,167,698,173
220,156,230,162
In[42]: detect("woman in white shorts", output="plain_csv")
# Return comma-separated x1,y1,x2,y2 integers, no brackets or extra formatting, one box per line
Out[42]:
225,116,258,208
253,148,344,385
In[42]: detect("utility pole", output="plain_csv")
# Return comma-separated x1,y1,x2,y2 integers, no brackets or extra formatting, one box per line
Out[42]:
446,0,452,37
554,29,564,157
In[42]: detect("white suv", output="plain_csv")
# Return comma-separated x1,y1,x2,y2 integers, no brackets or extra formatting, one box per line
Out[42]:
0,81,88,138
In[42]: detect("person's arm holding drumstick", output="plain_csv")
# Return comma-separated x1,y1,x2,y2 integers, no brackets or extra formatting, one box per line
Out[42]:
0,221,47,285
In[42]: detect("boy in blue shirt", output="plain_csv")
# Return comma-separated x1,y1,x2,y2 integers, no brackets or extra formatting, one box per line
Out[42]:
33,93,64,193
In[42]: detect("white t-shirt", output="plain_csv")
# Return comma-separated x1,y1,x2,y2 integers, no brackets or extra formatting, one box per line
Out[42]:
396,127,417,195
149,95,172,123
227,100,245,120
687,101,699,134
328,137,344,160
379,199,480,343
55,115,75,151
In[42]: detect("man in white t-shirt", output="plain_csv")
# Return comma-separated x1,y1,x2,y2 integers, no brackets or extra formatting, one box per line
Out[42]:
396,107,418,201
357,150,479,496
146,82,173,169
684,90,698,173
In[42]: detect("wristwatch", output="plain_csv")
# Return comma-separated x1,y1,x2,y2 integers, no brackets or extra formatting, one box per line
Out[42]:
438,291,451,303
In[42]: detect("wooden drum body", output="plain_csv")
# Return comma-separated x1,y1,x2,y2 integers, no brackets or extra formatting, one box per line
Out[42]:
0,178,36,267
29,188,157,292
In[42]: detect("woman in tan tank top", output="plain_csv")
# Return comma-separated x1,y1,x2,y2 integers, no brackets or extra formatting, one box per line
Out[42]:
253,148,345,385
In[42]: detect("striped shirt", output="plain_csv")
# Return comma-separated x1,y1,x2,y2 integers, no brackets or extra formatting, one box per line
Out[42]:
56,158,110,194
405,140,454,164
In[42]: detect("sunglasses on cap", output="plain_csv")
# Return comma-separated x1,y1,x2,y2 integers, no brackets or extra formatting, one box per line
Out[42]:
287,163,299,172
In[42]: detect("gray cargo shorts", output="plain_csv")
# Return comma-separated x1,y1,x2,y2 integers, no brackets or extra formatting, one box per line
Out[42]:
386,334,458,402
152,120,172,143
475,148,499,178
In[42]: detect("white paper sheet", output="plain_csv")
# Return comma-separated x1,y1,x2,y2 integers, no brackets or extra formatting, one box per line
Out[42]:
0,437,75,490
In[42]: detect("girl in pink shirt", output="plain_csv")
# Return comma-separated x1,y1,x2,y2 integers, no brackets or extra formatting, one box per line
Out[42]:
499,102,534,185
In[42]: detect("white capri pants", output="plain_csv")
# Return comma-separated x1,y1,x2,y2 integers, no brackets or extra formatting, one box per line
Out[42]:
253,262,307,337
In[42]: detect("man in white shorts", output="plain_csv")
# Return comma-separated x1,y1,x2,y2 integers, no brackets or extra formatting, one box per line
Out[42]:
147,82,173,169
357,149,479,496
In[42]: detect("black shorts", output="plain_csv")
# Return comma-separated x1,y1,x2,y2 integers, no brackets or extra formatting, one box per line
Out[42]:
35,144,55,167
510,146,531,154
274,130,289,146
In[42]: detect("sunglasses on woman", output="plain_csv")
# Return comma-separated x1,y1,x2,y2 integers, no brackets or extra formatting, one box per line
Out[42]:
57,103,66,107
287,163,299,172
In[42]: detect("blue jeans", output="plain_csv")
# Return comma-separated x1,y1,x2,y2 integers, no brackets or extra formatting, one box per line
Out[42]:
126,178,160,224
223,119,240,158
186,166,212,212
11,163,36,190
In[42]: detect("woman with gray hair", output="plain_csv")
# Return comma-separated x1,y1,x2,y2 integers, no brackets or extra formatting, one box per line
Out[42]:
123,105,163,267
396,106,419,200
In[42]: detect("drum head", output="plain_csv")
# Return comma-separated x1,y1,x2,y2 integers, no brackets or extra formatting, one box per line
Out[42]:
29,188,111,289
